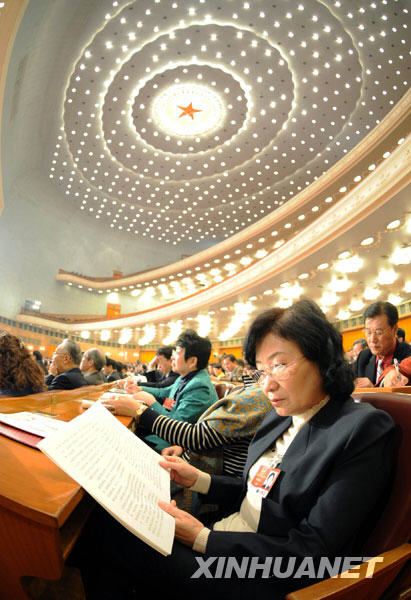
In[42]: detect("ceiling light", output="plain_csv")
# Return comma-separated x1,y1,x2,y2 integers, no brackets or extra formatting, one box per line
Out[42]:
337,309,352,320
320,291,339,306
363,287,381,300
107,292,119,303
330,277,351,292
334,255,363,273
100,330,111,342
376,268,398,285
348,298,365,312
390,246,411,265
139,325,156,346
387,294,403,305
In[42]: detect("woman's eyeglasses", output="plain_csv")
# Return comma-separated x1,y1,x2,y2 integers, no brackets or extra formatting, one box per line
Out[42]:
250,357,305,383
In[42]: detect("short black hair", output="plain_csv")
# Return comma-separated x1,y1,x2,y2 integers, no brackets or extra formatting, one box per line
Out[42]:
363,301,398,327
105,356,115,368
243,298,354,402
396,327,405,340
33,350,43,361
175,329,212,371
156,346,174,360
223,353,237,363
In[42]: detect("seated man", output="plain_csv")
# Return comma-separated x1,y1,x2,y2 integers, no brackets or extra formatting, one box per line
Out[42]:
142,346,179,388
80,348,106,385
352,338,368,361
105,329,218,452
220,354,243,382
396,327,406,343
209,354,243,383
46,339,88,390
102,357,121,383
355,301,411,387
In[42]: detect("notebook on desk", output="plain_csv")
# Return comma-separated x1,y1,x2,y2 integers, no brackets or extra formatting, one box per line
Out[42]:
0,411,68,449
0,422,43,449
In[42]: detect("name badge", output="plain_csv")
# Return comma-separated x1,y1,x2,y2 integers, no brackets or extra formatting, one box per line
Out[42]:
250,465,281,498
163,397,175,410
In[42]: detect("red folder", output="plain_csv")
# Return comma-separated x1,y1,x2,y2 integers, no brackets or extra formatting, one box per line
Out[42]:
0,422,42,449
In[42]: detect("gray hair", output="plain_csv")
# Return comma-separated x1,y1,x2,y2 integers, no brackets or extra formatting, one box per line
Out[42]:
61,339,82,365
353,338,368,350
86,348,105,371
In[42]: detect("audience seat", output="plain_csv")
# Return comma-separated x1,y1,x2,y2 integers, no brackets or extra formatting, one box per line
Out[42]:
285,392,411,600
213,382,230,399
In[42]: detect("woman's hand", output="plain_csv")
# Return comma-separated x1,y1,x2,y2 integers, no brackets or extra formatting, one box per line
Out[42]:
132,391,157,406
101,395,142,417
159,455,199,488
158,499,204,547
161,445,184,457
124,380,142,394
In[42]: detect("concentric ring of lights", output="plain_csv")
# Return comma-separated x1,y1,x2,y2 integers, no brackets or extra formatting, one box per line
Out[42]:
54,0,408,244
102,24,294,177
132,64,247,154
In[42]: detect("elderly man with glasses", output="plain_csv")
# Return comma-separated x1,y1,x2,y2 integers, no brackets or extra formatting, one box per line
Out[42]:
46,339,89,390
354,301,411,388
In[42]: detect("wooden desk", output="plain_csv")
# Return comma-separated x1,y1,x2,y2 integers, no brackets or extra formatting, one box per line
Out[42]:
0,386,131,599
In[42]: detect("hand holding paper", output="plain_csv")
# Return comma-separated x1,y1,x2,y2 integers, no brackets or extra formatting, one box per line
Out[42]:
38,402,175,555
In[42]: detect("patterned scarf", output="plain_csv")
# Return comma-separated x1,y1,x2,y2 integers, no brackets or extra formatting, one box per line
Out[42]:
171,384,272,513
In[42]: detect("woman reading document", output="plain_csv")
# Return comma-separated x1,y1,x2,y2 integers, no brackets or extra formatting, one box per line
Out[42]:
74,299,395,599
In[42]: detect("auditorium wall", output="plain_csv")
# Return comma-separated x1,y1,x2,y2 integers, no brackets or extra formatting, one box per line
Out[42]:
0,173,202,320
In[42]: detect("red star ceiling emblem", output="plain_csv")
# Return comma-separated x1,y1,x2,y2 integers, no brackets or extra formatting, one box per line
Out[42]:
177,102,202,119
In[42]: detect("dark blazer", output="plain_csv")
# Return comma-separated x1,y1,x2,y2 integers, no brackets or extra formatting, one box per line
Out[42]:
45,368,89,391
355,340,411,384
106,370,121,383
141,370,179,388
35,359,48,375
203,397,395,563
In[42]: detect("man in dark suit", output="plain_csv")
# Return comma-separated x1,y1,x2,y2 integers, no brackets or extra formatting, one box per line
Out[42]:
355,301,411,387
102,357,121,383
141,345,179,388
80,348,106,385
46,339,89,390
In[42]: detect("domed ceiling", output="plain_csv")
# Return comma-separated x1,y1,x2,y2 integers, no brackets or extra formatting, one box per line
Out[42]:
1,0,410,346
43,0,409,246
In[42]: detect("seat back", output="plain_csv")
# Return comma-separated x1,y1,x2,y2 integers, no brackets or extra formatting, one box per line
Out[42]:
213,383,228,399
353,392,411,555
